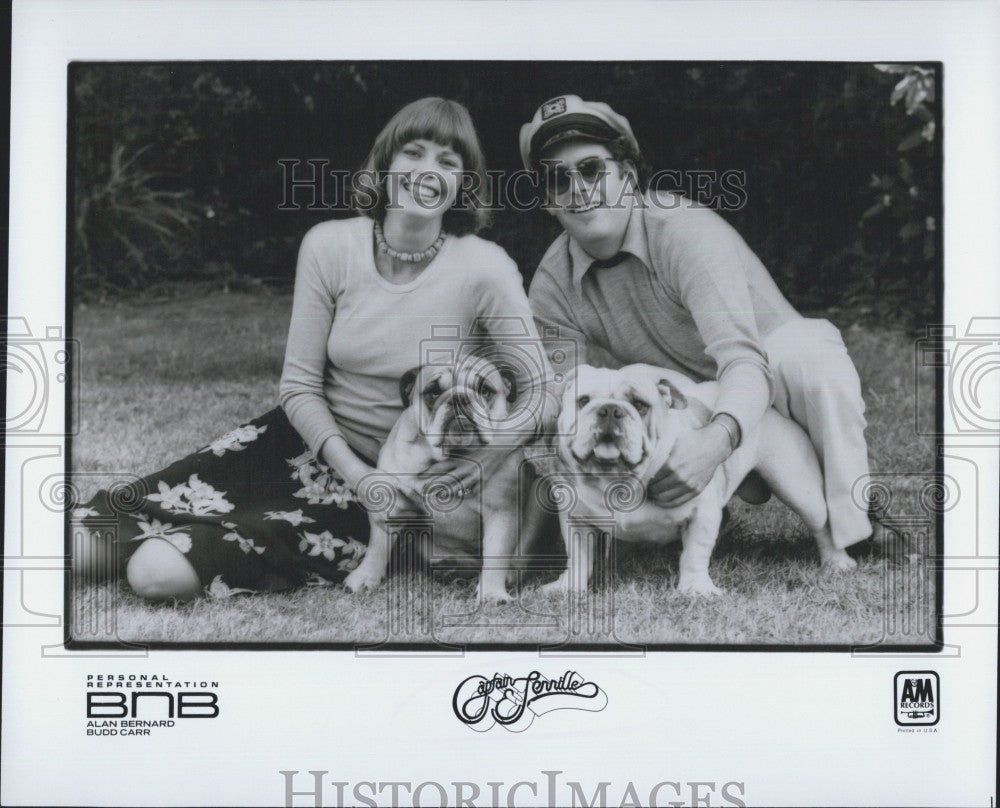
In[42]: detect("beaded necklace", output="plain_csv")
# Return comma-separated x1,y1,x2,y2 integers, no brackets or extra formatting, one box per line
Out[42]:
374,221,447,263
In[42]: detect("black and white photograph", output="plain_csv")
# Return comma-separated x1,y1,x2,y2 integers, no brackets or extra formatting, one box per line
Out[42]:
66,59,941,648
4,2,998,807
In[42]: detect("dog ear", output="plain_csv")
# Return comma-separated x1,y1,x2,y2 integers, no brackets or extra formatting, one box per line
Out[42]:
399,366,421,408
656,378,689,410
497,365,518,403
561,365,580,387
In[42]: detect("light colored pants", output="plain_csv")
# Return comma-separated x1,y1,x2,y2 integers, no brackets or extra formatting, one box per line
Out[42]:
763,318,872,548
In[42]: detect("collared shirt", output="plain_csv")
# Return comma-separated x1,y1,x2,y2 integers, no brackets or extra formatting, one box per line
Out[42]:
528,191,799,439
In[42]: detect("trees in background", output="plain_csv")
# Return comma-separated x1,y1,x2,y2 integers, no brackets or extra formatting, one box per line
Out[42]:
71,62,940,326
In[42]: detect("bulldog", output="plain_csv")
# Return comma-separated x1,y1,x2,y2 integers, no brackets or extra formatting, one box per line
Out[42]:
343,359,524,602
543,363,857,596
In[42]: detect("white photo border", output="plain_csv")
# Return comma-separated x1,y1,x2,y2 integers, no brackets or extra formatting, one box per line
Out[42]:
6,2,998,807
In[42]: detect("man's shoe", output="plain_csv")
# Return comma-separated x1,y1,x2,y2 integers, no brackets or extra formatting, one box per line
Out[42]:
848,496,922,561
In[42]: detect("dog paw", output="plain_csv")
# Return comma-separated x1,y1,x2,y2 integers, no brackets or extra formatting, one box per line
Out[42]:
676,577,724,597
538,577,589,597
538,580,565,596
343,566,383,593
477,585,513,605
821,550,858,572
537,570,593,596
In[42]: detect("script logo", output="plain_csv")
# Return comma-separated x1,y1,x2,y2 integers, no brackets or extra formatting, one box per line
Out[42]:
452,670,607,733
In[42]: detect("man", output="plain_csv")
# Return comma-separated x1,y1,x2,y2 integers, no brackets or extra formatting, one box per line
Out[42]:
521,94,873,550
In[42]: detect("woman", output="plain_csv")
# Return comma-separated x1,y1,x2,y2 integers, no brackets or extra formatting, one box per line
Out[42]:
73,97,553,602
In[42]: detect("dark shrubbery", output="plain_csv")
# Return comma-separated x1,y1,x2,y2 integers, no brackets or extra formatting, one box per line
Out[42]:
73,143,201,292
856,65,939,324
71,62,940,326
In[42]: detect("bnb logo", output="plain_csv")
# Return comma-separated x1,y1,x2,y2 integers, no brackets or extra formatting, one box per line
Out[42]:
87,691,219,718
894,671,939,726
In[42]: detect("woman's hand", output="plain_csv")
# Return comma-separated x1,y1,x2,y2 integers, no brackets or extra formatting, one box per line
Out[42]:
417,454,486,497
416,445,520,500
349,469,426,521
647,422,732,507
322,436,424,520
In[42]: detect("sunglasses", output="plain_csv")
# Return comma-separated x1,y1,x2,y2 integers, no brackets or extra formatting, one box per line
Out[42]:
544,156,619,196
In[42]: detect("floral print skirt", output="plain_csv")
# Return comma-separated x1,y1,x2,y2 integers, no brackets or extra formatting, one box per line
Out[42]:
73,407,372,598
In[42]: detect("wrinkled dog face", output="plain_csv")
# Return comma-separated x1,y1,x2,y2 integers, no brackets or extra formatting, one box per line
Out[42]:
401,361,515,458
558,365,686,479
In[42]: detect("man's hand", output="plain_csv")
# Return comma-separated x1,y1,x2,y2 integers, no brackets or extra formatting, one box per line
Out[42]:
647,422,732,507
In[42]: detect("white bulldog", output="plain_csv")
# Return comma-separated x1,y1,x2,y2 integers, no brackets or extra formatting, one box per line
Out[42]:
544,363,856,596
344,359,523,602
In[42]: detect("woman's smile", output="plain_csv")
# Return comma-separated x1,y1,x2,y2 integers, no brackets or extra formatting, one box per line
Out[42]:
567,198,602,215
388,138,463,215
401,175,442,205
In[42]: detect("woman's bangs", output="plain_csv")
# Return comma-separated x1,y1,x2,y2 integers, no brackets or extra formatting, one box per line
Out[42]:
393,102,478,167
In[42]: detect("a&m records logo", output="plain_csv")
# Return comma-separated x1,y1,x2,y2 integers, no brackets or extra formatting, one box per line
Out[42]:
894,671,939,727
452,670,607,733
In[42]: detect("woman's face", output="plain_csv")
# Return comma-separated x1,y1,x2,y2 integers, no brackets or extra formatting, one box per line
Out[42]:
385,138,464,221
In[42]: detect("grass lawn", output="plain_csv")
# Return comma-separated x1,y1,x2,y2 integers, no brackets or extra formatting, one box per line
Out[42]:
70,290,938,648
